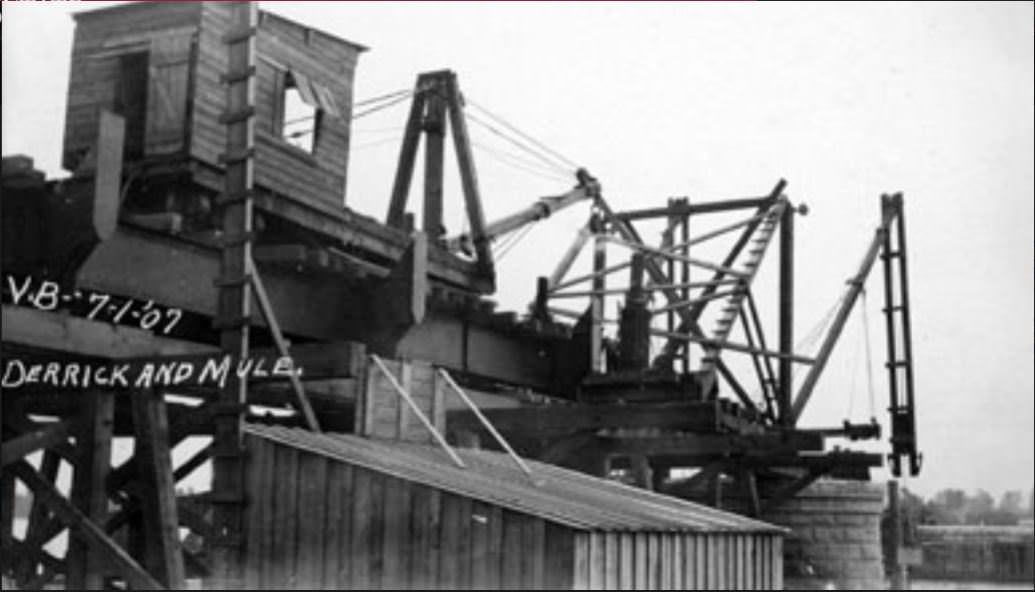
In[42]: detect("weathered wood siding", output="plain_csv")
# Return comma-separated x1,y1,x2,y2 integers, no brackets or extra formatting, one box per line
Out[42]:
63,3,202,171
355,358,448,444
193,4,360,209
242,436,566,590
572,530,783,590
64,3,361,209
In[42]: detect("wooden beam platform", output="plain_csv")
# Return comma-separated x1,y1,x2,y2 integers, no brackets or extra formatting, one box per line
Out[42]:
448,401,724,437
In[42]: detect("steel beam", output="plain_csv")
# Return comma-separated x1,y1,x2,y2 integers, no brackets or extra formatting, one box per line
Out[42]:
612,196,776,221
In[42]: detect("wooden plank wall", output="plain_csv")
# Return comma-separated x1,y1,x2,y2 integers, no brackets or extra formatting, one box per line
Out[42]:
241,436,563,590
194,4,360,208
572,530,782,590
356,358,447,444
64,3,360,207
63,3,202,171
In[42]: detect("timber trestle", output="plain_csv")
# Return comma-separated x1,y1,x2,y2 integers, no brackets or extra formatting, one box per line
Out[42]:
0,3,320,589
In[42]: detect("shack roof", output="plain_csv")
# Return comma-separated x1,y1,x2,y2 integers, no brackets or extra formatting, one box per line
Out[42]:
246,424,786,535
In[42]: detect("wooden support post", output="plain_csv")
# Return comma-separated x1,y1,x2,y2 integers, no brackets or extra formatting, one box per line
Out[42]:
630,455,653,490
1,462,15,561
1,420,73,467
778,202,794,424
0,397,11,558
680,212,690,373
547,220,592,290
590,224,607,373
746,292,780,420
131,389,186,589
739,308,773,419
213,3,257,587
386,81,427,229
665,205,677,336
742,470,761,518
106,402,217,501
444,72,493,274
10,461,164,590
617,254,650,370
16,450,61,584
888,480,907,590
711,472,724,510
66,390,115,590
531,276,550,321
423,84,447,240
92,110,126,241
881,193,920,476
649,462,668,492
715,359,757,411
248,262,321,432
652,180,786,368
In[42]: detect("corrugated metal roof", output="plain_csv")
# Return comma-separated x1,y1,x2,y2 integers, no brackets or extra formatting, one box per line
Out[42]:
245,424,785,535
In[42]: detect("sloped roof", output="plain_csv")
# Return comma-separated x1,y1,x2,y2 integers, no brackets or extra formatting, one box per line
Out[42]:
245,424,785,535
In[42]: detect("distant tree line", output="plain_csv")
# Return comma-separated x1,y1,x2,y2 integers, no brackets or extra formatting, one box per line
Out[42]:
898,487,1035,526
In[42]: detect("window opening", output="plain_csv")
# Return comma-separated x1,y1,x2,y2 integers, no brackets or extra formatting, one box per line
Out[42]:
281,72,320,153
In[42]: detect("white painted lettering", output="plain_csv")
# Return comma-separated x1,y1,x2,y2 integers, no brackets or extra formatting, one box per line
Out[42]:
94,365,109,387
62,363,81,387
7,276,33,306
154,362,177,385
235,358,253,379
134,364,155,388
110,364,130,387
252,357,268,378
272,356,294,377
1,360,26,388
41,362,61,386
35,280,60,311
199,356,230,389
173,362,194,385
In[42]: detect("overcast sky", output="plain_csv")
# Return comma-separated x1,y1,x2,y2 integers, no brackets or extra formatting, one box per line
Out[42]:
3,1,1033,500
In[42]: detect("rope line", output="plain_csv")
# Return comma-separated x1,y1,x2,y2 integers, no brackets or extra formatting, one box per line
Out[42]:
861,289,877,418
352,91,415,121
467,99,580,170
284,89,412,126
846,312,863,419
353,88,412,108
471,139,570,179
496,223,536,261
472,141,571,183
466,111,572,175
493,222,525,256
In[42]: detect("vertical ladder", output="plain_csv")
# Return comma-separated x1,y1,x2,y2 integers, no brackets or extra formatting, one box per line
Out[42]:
701,200,787,371
210,2,257,587
880,193,921,477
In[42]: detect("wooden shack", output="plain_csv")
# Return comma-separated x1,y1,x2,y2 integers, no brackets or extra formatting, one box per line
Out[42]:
240,424,786,590
64,2,364,212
